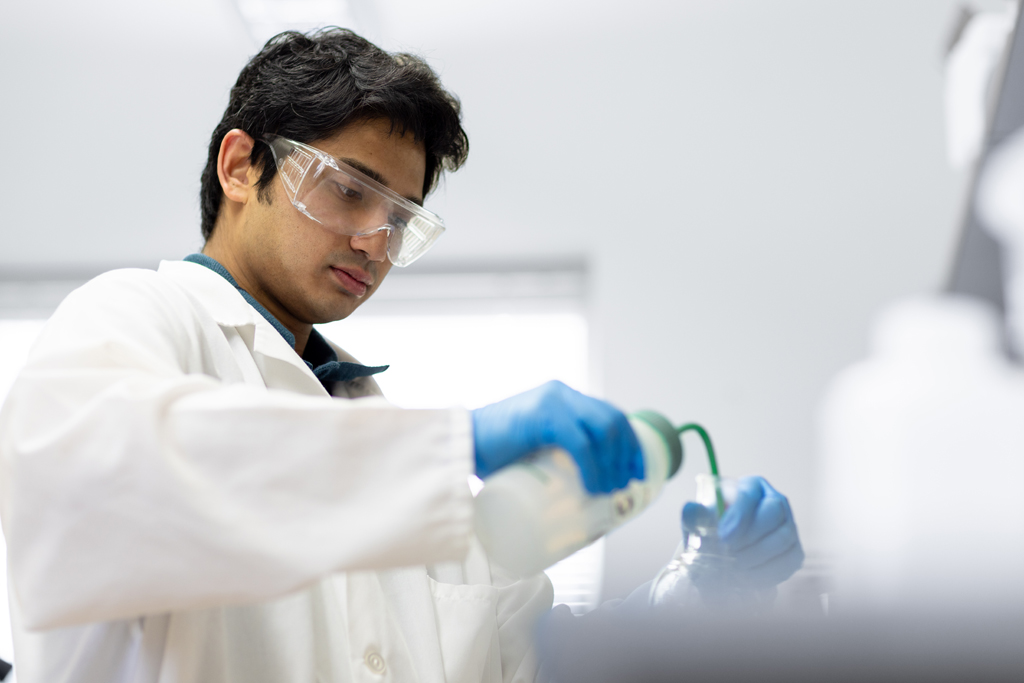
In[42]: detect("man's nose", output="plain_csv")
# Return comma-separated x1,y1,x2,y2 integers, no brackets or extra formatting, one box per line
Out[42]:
349,228,390,262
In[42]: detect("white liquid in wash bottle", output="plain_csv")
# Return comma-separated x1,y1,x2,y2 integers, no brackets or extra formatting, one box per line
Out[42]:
473,411,683,576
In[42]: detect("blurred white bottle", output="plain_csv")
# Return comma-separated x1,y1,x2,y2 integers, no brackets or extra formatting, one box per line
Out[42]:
819,296,1024,614
474,411,683,576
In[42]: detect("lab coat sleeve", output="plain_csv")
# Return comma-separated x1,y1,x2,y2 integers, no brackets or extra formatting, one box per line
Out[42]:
0,270,475,630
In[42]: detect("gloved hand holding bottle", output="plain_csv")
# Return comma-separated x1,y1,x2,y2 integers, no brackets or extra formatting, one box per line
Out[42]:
471,380,645,494
472,382,684,576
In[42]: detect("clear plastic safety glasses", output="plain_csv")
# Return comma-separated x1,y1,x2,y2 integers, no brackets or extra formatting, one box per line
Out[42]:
263,134,445,267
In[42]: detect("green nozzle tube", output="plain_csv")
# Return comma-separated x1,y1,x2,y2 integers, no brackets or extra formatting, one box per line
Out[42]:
677,423,725,518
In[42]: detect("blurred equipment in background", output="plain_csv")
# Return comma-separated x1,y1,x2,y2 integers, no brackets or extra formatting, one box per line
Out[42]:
818,0,1024,615
814,0,1024,647
819,295,1024,613
539,613,1024,683
947,1,1024,317
978,125,1024,354
944,2,1017,170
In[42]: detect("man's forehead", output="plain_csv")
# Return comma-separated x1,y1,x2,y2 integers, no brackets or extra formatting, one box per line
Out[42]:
312,118,426,204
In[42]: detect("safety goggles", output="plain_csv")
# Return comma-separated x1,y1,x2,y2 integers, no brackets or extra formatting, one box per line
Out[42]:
262,134,445,267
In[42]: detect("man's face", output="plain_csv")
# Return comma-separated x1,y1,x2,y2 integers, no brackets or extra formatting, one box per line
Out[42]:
237,117,427,326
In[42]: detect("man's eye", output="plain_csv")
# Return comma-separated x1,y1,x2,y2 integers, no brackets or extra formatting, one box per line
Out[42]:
334,182,362,200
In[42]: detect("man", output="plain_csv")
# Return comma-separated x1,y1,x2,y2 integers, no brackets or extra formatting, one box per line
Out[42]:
0,29,802,682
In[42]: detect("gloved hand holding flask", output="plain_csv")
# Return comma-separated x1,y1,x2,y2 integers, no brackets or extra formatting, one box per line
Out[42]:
684,476,805,590
651,475,804,610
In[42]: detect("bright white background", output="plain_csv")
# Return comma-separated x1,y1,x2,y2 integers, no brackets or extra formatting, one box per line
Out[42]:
0,0,1007,602
318,313,588,410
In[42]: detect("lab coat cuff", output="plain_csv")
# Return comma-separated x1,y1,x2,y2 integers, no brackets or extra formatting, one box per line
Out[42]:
430,408,476,560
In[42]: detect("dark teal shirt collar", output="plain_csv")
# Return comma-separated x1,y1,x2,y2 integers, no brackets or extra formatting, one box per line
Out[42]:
183,253,387,387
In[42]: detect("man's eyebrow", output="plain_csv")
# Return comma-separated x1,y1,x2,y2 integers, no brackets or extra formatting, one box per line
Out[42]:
339,157,424,206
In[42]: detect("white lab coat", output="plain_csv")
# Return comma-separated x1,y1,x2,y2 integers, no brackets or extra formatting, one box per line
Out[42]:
0,260,553,683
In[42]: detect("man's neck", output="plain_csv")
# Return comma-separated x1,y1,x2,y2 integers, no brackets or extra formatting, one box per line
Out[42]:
199,245,312,356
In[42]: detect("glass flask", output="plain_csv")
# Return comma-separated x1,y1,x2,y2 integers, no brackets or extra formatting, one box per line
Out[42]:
649,475,772,614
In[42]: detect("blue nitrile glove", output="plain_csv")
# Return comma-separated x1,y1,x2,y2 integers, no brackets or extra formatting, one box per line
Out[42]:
471,380,644,494
682,476,804,589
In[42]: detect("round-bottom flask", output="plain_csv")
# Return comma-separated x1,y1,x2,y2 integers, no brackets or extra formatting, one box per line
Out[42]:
649,475,773,614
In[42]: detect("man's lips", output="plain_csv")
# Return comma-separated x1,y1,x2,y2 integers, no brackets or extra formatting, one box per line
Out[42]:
330,266,372,297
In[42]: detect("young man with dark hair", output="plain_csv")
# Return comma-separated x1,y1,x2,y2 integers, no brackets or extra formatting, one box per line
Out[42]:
0,29,803,682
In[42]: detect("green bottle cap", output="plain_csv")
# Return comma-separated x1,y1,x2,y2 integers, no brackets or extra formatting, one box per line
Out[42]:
630,410,683,478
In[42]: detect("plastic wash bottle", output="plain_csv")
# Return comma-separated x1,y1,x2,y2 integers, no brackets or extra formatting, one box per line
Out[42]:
473,411,683,576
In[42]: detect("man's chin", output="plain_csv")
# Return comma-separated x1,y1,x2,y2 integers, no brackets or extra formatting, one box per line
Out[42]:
308,300,362,325
300,282,377,324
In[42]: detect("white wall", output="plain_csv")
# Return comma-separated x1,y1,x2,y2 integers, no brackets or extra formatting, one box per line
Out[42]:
0,0,999,599
0,0,252,270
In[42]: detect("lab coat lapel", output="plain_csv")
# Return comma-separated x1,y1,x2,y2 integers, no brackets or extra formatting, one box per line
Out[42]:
158,260,328,397
248,318,327,396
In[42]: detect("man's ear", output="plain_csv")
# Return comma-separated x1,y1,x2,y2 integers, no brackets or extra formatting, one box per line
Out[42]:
217,129,256,204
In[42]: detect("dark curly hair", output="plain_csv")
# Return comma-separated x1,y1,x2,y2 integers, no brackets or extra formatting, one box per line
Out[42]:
199,28,469,240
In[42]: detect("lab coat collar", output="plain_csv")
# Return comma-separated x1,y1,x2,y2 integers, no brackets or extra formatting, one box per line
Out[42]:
176,255,388,387
182,253,297,346
158,259,256,329
157,259,323,389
